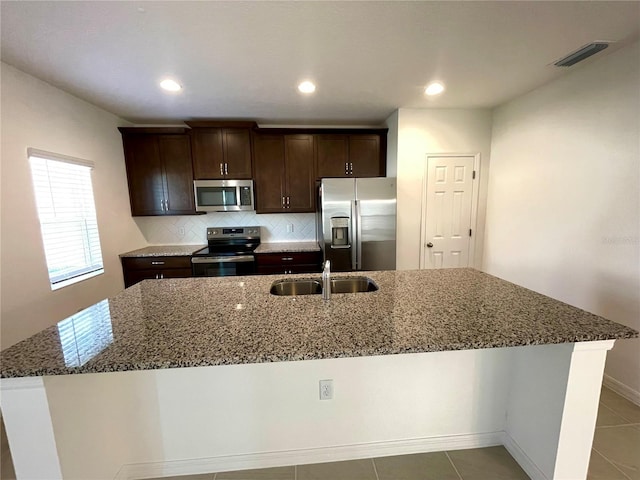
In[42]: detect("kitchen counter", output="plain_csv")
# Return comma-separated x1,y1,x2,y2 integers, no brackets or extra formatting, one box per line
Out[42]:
254,241,320,254
1,268,635,378
3,268,638,480
119,244,205,257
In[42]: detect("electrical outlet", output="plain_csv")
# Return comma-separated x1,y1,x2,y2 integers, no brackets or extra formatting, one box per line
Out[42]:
178,227,185,236
287,223,294,233
319,379,333,400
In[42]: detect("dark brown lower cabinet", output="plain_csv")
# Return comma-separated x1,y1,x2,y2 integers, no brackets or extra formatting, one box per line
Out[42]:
256,251,322,275
121,256,192,288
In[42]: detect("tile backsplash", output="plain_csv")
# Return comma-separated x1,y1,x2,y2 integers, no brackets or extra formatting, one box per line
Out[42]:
134,212,317,245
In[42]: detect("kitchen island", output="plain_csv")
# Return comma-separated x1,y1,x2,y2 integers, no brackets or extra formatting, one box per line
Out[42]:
1,269,636,479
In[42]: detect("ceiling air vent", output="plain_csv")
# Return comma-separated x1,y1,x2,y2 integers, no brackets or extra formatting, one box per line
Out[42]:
554,42,609,67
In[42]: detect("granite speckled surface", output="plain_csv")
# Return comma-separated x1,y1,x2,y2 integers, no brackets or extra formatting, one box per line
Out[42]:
1,269,637,378
254,242,320,254
119,245,206,257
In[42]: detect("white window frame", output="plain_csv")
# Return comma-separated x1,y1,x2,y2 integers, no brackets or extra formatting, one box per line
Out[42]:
28,148,104,290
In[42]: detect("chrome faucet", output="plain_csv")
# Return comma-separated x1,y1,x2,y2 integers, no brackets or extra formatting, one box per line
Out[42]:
322,260,331,300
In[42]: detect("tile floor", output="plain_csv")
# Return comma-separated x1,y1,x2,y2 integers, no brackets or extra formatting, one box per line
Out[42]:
1,386,638,480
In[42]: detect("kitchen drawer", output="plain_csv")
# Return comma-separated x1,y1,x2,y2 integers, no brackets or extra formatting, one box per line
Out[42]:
122,255,193,288
257,264,321,275
255,250,321,275
255,251,320,266
121,256,192,270
124,268,193,287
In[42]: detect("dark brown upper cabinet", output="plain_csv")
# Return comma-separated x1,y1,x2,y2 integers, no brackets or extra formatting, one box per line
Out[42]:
253,133,315,213
119,128,197,216
316,131,387,179
315,135,349,177
186,121,255,180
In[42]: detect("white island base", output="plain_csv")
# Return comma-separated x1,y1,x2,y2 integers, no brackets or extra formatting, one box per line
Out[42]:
1,340,614,480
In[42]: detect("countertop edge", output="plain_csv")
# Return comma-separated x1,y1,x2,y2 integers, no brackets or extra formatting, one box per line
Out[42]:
119,245,206,258
254,242,320,254
2,333,638,379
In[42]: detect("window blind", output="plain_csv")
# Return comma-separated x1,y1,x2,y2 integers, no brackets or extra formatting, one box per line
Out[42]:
28,151,104,289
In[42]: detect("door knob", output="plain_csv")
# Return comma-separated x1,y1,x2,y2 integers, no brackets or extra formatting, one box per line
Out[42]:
426,242,433,248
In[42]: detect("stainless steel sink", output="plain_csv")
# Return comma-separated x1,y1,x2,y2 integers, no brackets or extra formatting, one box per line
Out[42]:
270,276,378,296
330,276,378,293
270,278,322,296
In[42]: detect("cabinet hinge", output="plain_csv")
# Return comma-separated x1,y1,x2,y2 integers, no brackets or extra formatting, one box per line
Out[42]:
469,229,472,237
472,170,476,180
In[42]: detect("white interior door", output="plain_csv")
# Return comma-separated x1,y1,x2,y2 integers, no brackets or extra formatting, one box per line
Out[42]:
422,155,476,269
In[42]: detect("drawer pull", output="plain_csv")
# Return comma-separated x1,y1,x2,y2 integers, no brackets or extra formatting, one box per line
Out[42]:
281,257,294,261
151,261,165,265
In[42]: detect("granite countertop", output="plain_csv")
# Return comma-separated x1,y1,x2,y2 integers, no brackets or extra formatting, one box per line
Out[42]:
1,269,637,378
254,242,320,254
120,245,206,257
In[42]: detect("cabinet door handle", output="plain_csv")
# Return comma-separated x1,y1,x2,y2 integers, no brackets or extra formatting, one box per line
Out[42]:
151,261,165,265
220,163,224,176
349,162,353,174
287,196,290,207
281,257,294,261
345,162,349,174
160,273,164,279
282,196,286,207
155,273,159,279
224,163,228,175
165,198,169,211
160,199,164,211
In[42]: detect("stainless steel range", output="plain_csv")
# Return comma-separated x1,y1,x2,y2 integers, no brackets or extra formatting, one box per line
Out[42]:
191,226,261,277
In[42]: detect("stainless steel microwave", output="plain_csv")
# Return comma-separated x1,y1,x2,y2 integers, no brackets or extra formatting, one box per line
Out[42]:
193,179,255,212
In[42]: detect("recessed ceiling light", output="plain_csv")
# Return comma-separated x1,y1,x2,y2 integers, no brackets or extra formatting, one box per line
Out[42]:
160,79,182,92
298,81,316,94
425,82,445,96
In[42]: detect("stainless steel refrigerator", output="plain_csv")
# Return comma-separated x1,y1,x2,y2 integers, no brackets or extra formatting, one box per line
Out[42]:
317,178,396,272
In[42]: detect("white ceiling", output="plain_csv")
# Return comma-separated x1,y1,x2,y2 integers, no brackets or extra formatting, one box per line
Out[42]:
1,1,638,125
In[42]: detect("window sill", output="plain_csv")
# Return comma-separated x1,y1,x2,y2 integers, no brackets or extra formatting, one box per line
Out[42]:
51,269,104,291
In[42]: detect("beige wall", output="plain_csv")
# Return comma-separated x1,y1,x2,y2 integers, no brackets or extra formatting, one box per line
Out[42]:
0,63,146,349
484,41,640,397
395,108,493,270
384,109,399,178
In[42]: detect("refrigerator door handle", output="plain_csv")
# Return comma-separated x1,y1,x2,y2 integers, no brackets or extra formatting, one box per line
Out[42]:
355,199,363,270
352,197,362,270
351,200,358,270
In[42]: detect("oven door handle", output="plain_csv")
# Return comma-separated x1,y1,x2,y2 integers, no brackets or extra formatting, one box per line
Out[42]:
191,255,255,264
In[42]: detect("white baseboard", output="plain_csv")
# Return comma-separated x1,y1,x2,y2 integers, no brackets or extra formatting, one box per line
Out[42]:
116,432,504,480
603,374,640,406
502,432,548,480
